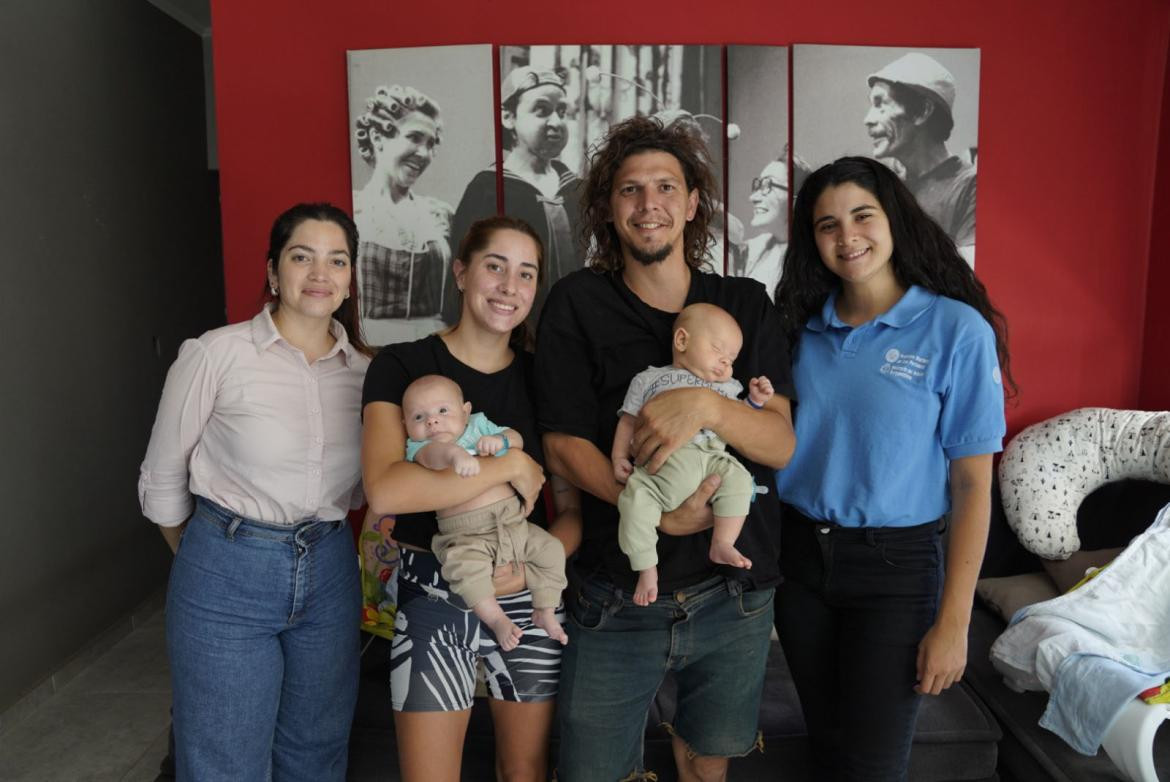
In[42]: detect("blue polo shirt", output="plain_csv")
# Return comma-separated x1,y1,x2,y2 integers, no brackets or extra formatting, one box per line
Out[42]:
776,285,1005,527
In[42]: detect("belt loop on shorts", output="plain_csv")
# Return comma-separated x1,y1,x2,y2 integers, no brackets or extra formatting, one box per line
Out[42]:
225,516,244,540
864,529,878,547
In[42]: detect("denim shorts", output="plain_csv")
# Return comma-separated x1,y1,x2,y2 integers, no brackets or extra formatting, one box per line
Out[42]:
555,571,774,781
389,548,564,712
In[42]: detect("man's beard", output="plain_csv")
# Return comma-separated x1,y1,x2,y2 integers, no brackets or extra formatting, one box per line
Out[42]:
628,241,673,265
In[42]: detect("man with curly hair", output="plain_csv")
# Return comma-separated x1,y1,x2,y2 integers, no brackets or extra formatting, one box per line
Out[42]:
535,115,796,782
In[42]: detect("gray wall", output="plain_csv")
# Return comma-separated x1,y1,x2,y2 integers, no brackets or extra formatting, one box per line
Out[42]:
0,1,223,711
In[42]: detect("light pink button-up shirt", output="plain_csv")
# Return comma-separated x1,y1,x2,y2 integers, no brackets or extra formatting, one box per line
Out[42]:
138,307,370,527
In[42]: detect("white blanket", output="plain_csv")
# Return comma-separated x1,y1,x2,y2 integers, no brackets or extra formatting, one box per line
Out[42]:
989,503,1170,754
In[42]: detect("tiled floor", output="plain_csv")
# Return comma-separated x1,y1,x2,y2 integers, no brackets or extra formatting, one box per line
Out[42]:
0,614,409,782
0,609,173,782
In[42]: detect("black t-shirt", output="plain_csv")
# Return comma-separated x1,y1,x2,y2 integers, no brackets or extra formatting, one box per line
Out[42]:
361,334,547,550
535,268,795,592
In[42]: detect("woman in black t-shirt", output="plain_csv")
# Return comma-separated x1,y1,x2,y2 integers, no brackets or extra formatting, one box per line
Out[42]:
362,216,581,782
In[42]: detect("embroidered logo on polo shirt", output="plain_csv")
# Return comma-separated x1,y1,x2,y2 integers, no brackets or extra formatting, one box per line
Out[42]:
879,348,929,381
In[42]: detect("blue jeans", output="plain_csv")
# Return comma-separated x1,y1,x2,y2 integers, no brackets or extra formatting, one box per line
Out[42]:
556,571,774,782
166,498,360,781
774,509,943,782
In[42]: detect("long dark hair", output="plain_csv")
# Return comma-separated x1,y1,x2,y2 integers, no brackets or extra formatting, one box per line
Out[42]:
775,156,1015,397
262,202,372,357
579,115,717,273
452,215,546,351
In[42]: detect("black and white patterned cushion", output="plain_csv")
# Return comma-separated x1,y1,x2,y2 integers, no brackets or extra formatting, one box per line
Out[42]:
998,408,1170,559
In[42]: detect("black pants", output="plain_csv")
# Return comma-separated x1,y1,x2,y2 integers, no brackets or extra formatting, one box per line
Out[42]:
774,508,943,782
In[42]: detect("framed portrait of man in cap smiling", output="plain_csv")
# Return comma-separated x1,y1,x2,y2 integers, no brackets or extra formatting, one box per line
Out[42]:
793,45,980,265
445,43,726,328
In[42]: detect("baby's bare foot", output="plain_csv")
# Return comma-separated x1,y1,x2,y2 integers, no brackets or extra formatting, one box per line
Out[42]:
710,540,752,569
532,607,568,645
634,568,659,606
489,616,523,651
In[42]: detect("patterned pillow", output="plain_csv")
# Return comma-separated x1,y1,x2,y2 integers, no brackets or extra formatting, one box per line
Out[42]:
997,408,1170,559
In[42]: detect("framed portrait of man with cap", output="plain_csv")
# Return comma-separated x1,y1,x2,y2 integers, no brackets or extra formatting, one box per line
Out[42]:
793,45,980,265
445,43,727,323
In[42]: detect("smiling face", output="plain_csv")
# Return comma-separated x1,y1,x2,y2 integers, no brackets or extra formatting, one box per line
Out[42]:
453,227,541,335
812,182,896,292
672,305,743,383
863,81,922,162
374,112,439,195
504,84,568,162
609,150,699,266
749,160,788,233
267,219,352,325
402,376,472,444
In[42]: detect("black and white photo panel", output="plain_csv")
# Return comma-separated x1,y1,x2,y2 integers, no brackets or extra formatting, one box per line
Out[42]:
794,45,980,265
493,45,725,279
347,44,495,347
727,45,790,298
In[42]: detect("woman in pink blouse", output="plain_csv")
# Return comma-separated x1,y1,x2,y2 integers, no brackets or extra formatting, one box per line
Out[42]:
139,203,372,781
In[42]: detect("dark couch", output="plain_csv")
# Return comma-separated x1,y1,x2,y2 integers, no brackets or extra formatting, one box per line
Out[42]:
962,480,1170,782
346,481,1170,781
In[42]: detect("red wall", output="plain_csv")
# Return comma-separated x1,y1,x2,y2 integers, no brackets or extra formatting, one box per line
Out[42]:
1141,44,1170,411
210,0,1170,433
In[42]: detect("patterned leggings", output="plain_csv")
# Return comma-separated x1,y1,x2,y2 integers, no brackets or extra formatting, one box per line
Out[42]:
390,548,564,711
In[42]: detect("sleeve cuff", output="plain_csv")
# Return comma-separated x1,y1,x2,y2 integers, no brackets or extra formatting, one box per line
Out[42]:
138,472,195,526
944,437,1003,460
141,495,194,527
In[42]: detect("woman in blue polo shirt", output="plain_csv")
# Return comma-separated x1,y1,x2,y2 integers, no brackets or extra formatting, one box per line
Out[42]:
773,156,1013,781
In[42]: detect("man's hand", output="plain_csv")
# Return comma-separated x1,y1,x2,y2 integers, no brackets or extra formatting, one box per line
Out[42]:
633,387,715,473
659,474,721,536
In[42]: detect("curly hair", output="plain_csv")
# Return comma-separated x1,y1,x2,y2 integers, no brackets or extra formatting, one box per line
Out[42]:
579,115,718,273
354,85,442,165
775,156,1015,397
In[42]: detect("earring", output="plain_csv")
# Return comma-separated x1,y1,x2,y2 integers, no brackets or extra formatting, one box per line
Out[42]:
270,285,278,296
344,292,350,299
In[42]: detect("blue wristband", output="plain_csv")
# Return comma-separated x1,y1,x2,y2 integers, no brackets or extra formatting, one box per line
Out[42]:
497,434,510,455
747,397,764,409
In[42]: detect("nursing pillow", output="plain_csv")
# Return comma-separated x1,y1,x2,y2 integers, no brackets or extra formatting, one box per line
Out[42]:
998,408,1170,560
